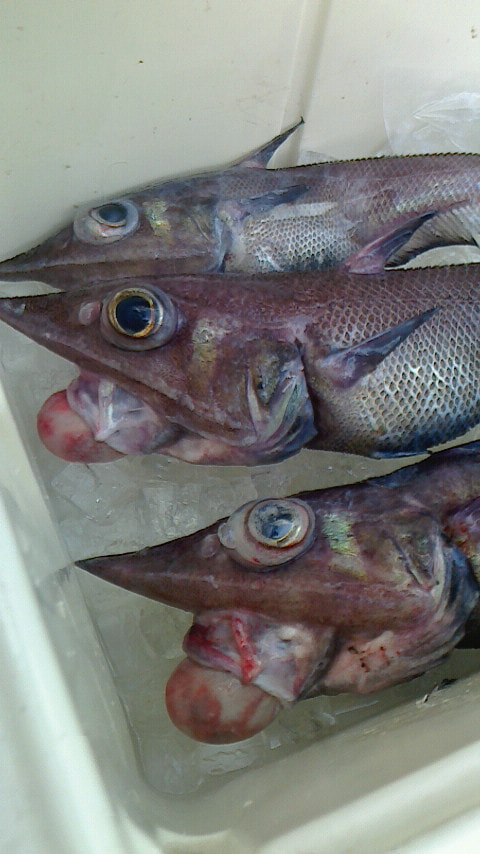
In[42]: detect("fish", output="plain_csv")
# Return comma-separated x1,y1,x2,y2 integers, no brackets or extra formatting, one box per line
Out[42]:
76,442,480,743
0,265,479,465
3,120,480,287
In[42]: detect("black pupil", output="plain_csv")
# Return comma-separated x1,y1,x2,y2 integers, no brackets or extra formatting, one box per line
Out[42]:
97,203,127,225
258,507,294,542
115,295,154,335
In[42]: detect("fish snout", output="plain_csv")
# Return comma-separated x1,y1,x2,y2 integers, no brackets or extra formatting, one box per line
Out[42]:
0,226,74,286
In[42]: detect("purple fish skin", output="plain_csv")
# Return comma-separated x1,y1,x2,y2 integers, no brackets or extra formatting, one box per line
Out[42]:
77,443,480,723
0,265,479,464
2,121,480,286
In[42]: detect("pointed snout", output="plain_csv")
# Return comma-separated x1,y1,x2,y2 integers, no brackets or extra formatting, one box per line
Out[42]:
0,227,77,287
0,292,63,348
76,525,243,614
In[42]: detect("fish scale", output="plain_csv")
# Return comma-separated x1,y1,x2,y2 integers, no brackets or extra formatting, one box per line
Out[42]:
307,298,480,455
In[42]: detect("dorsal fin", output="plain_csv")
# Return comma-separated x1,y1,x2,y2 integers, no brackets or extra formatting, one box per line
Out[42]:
237,118,304,169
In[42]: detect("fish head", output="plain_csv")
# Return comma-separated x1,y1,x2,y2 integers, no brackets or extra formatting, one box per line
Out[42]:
0,121,305,289
78,483,479,741
0,275,315,464
78,494,337,742
0,181,226,288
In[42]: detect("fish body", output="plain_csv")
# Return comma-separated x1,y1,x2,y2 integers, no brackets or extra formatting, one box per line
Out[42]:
0,265,479,465
2,121,480,286
78,442,480,742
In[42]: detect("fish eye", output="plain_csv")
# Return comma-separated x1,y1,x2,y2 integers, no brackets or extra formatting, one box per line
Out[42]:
73,199,139,245
108,289,161,338
101,283,179,350
247,500,308,548
218,498,315,570
92,202,129,227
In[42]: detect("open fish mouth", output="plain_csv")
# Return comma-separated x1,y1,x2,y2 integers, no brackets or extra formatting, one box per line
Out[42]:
65,372,177,455
38,366,316,465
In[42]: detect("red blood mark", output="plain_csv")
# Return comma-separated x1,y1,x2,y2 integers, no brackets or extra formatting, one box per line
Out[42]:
183,621,236,674
37,391,122,463
165,658,280,743
231,615,260,684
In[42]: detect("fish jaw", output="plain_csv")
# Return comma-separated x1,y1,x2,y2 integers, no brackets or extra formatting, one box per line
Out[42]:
182,610,336,703
36,360,315,465
64,373,179,455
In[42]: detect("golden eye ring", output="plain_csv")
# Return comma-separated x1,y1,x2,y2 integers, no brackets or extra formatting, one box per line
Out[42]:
107,288,163,339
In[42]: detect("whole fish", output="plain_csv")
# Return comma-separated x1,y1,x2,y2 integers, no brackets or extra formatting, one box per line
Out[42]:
0,266,479,465
2,121,480,287
77,442,480,743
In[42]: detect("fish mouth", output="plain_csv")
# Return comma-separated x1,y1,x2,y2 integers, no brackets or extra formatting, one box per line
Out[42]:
38,368,316,465
183,609,336,703
64,373,178,455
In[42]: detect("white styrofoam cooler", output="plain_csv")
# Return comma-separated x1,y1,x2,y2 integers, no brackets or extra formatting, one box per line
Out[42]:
3,3,480,852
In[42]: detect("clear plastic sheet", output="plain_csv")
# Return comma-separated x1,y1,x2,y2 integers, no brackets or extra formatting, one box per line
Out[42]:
2,91,480,795
382,74,480,155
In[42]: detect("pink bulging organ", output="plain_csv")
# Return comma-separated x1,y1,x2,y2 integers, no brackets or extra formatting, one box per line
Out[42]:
166,610,335,744
37,372,175,461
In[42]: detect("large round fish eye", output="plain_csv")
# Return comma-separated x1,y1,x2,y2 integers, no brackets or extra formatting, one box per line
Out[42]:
108,288,162,338
73,199,139,245
101,283,180,350
218,497,315,570
247,500,309,548
92,202,129,227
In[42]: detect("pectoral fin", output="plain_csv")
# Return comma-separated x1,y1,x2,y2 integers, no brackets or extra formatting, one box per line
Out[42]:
321,307,437,389
343,212,438,273
237,118,304,168
385,203,480,267
345,203,480,274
